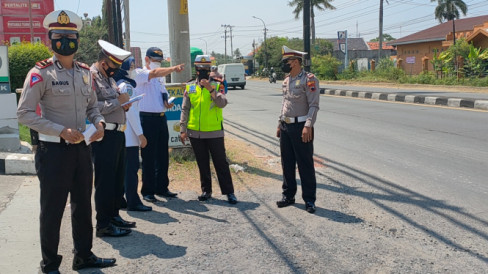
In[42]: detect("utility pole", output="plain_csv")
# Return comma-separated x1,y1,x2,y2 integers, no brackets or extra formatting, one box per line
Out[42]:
252,16,267,71
303,0,311,72
106,0,115,44
122,0,130,50
222,27,228,63
222,25,233,62
115,0,123,48
167,0,191,83
252,39,256,75
379,0,384,61
28,0,34,43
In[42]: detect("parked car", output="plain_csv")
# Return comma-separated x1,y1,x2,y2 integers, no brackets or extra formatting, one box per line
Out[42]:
218,63,246,89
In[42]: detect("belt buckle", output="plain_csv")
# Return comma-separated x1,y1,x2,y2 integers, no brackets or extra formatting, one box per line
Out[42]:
284,117,291,124
120,124,127,132
160,112,165,117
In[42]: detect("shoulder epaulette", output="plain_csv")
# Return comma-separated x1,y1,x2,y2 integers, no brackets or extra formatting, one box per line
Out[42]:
76,61,90,70
35,59,53,69
186,78,196,84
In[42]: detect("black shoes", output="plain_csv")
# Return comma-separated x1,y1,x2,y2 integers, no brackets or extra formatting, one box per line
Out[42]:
305,202,316,214
276,196,295,208
72,254,116,270
127,204,152,212
143,195,158,203
156,190,178,198
96,223,131,237
227,193,238,204
198,192,212,201
110,216,136,228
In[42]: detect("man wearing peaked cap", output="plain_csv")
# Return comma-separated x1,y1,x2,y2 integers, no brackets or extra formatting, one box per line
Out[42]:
17,10,116,273
276,45,320,214
133,47,184,203
90,40,137,238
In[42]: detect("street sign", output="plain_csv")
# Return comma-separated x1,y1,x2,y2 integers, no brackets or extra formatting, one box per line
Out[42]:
337,31,346,40
165,83,189,148
0,46,11,94
406,56,416,64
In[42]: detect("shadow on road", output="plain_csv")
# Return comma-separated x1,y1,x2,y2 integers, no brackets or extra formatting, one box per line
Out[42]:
226,119,488,264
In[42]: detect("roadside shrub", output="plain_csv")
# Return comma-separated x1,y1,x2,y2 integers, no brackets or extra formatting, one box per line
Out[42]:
8,42,51,93
312,54,341,80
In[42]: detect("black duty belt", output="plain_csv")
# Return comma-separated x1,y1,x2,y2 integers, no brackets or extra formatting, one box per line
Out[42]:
140,112,165,117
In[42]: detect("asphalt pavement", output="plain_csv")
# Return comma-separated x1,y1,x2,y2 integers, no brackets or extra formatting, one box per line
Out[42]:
1,80,487,273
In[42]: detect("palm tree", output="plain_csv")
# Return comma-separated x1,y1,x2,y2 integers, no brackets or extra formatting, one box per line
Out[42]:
289,0,336,45
431,0,467,45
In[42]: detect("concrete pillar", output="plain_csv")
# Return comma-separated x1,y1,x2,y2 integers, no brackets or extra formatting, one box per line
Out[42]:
370,59,375,72
167,0,191,83
0,93,20,152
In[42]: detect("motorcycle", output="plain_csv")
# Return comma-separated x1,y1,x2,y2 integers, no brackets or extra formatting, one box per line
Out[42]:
269,72,277,83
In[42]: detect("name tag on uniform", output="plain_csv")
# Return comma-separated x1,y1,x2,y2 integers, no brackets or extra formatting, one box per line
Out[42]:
83,75,89,85
295,80,300,87
188,85,196,94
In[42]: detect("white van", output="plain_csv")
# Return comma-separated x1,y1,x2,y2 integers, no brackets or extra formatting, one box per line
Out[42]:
218,63,246,89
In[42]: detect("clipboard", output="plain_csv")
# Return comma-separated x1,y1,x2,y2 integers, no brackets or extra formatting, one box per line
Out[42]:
121,93,145,106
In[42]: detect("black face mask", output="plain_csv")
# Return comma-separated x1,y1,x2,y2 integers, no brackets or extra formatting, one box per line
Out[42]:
198,69,210,80
103,63,119,78
281,61,292,73
51,37,78,56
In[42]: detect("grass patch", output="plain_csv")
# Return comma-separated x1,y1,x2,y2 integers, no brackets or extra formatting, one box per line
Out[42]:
167,137,281,193
19,124,31,144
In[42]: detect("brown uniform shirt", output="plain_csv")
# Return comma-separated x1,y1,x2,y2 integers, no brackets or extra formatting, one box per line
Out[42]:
17,56,103,137
280,69,320,127
90,64,126,124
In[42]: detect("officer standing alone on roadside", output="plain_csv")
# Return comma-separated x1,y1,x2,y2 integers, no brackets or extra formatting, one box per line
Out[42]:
17,10,116,272
276,46,320,214
133,47,184,203
91,40,136,237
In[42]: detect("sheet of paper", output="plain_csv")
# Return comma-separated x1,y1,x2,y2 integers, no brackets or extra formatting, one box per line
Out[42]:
83,124,97,145
121,93,145,106
168,97,176,104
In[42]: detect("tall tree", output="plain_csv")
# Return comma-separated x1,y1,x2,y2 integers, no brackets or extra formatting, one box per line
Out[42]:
288,0,336,45
431,0,467,45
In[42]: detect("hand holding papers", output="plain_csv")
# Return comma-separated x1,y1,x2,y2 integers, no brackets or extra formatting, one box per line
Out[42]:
168,97,176,104
83,124,103,145
121,93,145,106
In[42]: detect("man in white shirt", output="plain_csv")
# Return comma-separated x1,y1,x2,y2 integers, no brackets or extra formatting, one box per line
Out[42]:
133,47,184,202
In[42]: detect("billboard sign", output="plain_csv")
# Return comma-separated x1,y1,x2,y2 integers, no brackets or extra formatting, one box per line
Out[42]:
1,0,54,15
165,83,189,148
0,46,11,93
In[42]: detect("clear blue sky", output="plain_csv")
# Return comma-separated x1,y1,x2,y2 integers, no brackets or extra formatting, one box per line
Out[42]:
54,0,486,59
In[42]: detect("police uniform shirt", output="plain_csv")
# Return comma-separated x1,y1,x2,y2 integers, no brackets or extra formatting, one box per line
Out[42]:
119,81,143,147
133,68,168,113
90,64,126,124
17,55,104,136
280,69,320,127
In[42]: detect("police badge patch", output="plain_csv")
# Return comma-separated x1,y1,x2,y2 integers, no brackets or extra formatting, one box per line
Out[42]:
30,73,43,87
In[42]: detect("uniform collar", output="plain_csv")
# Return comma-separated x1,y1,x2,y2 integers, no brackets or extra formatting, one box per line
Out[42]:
52,55,79,71
289,69,304,80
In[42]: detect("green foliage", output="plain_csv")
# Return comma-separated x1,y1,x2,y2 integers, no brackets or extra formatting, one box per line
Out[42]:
76,16,108,64
253,36,333,75
18,124,31,144
464,43,488,77
311,54,341,80
8,42,51,93
370,33,396,42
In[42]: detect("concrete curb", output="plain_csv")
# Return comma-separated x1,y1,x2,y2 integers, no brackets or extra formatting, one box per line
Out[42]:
320,88,488,111
0,142,36,175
